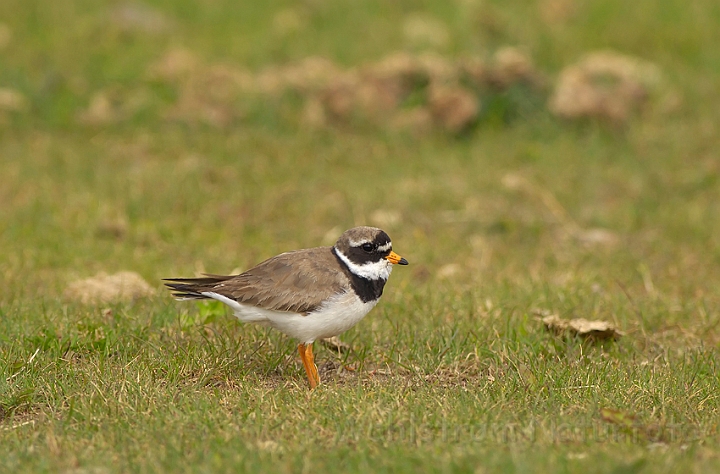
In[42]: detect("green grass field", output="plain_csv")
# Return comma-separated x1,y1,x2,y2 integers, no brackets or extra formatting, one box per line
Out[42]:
2,0,720,472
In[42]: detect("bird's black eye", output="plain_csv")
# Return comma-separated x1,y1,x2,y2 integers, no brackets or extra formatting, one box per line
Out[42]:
361,243,374,253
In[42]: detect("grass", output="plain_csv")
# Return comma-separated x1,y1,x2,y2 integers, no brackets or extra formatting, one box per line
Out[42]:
1,0,720,472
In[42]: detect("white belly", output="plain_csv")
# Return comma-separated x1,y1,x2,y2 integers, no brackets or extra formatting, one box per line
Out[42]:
202,291,378,343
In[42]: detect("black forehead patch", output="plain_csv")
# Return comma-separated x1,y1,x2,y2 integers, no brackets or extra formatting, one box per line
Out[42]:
372,230,391,247
334,227,394,266
342,231,393,266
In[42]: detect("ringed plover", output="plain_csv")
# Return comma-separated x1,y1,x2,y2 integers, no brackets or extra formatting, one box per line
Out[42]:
164,226,408,389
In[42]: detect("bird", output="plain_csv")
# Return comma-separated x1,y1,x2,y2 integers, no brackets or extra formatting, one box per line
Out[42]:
163,226,408,389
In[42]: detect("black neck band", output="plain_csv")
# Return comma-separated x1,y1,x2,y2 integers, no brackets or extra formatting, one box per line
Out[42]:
332,248,387,303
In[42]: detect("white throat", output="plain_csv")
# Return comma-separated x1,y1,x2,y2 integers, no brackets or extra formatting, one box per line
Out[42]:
334,248,392,281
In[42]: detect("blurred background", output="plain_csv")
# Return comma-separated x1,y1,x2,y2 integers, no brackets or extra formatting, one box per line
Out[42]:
2,2,720,471
0,0,719,324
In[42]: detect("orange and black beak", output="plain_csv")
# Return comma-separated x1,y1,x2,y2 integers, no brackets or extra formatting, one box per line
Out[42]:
386,251,409,265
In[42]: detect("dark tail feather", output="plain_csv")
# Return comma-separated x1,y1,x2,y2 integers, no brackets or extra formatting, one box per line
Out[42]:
163,274,236,300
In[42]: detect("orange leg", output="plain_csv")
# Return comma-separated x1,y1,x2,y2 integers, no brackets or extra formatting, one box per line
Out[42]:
298,343,320,389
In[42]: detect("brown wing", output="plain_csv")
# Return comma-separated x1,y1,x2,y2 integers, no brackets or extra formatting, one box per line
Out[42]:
164,247,348,314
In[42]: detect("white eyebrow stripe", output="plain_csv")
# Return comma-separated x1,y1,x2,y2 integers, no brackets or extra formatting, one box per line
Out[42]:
348,239,392,251
377,242,392,252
